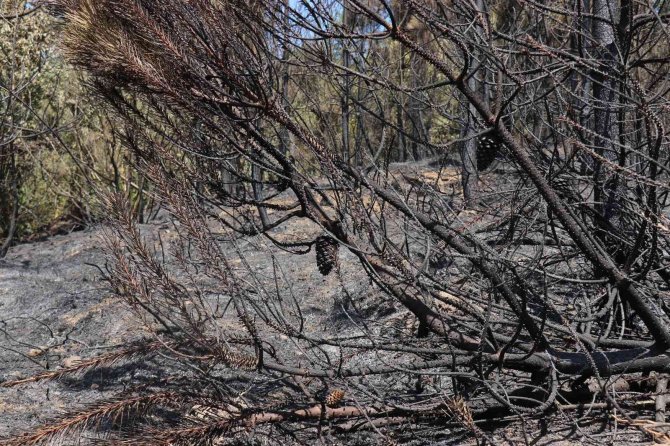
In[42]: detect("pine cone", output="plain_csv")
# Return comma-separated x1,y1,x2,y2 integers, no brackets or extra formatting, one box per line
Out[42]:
325,388,345,407
476,131,502,171
315,235,339,276
221,350,258,370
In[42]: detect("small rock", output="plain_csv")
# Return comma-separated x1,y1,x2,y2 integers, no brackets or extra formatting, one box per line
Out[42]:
27,348,44,358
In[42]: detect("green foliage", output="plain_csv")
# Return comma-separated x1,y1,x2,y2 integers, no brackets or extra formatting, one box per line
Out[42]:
0,3,149,244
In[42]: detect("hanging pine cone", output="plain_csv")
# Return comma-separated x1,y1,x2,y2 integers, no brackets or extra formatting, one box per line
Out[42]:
315,235,339,276
476,130,502,171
